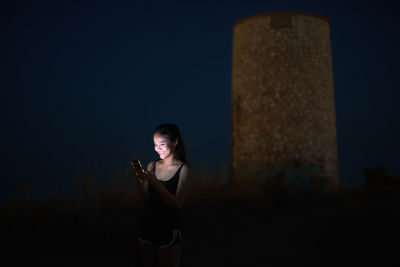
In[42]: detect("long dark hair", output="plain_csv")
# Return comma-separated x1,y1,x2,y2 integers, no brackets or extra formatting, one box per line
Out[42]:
153,123,187,164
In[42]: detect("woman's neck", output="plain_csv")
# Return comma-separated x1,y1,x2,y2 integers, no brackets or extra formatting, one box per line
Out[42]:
161,155,179,166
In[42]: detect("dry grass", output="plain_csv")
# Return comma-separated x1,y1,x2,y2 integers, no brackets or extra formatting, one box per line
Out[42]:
2,164,400,266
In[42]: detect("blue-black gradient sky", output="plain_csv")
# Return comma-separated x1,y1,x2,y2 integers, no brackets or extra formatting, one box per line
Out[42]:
1,0,399,202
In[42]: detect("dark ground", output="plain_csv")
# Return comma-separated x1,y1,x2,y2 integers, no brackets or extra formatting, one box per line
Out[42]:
1,184,399,266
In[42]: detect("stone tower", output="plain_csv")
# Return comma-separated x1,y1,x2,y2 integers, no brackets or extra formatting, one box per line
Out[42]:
231,11,339,190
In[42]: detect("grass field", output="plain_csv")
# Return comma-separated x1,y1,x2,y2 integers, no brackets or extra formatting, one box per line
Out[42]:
2,167,399,266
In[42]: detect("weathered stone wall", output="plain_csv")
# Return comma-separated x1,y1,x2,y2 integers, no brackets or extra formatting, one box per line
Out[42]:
231,11,339,190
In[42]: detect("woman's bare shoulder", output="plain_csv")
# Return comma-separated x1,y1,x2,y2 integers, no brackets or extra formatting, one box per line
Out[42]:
180,164,192,177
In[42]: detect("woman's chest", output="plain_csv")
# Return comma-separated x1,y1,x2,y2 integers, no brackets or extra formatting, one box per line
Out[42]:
155,165,180,181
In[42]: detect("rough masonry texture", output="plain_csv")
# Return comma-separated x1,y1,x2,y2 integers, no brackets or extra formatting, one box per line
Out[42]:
231,11,339,190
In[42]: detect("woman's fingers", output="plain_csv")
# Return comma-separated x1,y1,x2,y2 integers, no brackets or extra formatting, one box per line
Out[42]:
134,170,145,181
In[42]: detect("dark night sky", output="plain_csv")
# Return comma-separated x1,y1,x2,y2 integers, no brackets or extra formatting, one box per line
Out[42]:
1,0,399,202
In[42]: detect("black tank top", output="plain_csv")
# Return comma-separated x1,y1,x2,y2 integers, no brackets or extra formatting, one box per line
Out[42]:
141,161,184,230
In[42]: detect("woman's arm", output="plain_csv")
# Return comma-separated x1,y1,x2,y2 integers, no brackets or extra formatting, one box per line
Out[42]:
143,164,192,210
133,162,153,206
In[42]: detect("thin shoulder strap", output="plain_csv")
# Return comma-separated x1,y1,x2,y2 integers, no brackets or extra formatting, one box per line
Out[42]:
177,163,185,173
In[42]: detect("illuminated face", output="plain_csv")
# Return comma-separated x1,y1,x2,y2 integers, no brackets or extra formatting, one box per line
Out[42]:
153,134,176,160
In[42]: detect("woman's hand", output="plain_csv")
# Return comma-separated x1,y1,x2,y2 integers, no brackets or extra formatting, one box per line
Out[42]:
133,169,144,183
141,169,159,185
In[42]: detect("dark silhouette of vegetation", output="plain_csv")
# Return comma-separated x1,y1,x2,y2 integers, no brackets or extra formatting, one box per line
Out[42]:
1,165,399,266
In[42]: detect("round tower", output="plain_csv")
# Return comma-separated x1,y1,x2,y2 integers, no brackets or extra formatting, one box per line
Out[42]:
231,11,339,190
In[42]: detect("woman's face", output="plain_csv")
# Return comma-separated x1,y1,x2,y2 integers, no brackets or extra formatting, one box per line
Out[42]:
153,133,176,160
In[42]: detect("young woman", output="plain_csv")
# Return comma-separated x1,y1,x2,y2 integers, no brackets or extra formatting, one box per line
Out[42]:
133,123,192,267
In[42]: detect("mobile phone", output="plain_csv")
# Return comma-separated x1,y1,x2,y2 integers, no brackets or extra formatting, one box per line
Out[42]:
130,158,146,176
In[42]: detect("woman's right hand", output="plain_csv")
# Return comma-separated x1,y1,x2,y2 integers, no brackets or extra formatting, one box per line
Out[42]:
133,168,145,183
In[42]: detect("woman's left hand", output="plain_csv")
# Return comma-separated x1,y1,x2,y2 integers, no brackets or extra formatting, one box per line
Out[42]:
141,169,158,185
